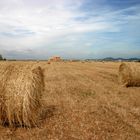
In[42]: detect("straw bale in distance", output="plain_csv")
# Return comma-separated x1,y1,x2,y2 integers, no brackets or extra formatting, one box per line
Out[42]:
0,64,44,127
119,63,140,87
47,61,51,64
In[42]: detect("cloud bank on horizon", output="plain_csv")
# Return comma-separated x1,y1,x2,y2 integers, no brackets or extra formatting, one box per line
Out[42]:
0,0,140,59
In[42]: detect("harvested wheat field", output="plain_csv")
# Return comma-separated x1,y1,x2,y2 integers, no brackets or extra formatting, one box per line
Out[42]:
0,61,140,140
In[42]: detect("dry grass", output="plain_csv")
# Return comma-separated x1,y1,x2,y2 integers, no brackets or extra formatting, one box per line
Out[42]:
0,61,140,140
119,62,140,87
0,63,44,127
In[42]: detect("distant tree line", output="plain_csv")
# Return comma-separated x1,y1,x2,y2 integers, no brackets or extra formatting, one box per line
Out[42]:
0,54,6,61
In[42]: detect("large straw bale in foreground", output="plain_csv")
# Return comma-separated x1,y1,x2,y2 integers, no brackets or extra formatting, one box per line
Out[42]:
119,63,140,87
0,64,44,127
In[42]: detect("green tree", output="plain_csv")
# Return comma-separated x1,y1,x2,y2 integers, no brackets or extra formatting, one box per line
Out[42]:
0,54,3,60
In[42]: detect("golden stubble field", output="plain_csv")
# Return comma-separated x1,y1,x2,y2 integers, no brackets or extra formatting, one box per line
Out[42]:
0,61,140,140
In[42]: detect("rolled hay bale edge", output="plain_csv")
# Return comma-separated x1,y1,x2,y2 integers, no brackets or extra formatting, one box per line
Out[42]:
118,63,140,87
0,64,45,127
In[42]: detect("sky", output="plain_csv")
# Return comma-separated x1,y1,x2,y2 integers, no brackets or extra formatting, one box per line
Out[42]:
0,0,140,59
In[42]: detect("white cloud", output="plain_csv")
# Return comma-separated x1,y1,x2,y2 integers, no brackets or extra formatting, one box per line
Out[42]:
0,0,112,47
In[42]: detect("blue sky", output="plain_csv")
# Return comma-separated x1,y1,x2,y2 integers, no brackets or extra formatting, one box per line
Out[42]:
0,0,140,59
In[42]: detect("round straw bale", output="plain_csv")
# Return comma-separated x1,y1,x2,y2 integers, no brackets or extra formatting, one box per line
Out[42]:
47,61,51,64
0,64,44,127
118,63,140,87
